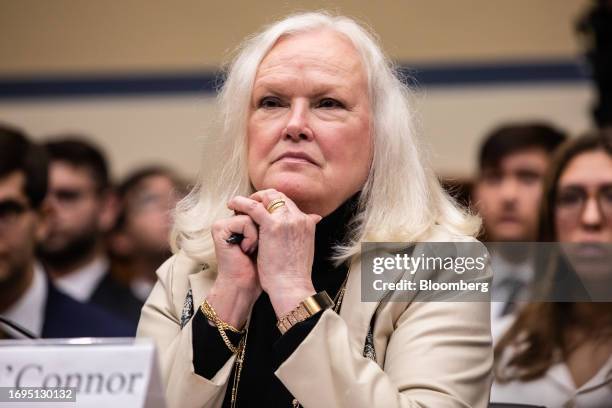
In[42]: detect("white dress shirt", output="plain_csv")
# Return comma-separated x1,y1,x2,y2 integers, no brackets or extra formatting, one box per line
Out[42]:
3,263,47,338
491,355,612,407
130,277,154,303
490,252,534,339
52,256,108,302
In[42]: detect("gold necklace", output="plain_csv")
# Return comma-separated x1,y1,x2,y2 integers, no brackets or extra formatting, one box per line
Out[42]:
230,327,248,408
333,271,350,313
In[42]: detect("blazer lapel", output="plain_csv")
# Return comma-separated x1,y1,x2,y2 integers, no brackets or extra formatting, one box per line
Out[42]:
340,252,413,353
187,268,216,312
340,258,380,350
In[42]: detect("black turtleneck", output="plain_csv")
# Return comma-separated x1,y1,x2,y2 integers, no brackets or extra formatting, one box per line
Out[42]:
192,195,358,407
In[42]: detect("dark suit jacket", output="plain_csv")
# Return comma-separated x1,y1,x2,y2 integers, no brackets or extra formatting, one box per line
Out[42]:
90,271,144,327
42,279,135,338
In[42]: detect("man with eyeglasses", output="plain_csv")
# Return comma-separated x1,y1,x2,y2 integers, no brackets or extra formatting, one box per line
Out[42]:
39,137,142,328
0,125,132,339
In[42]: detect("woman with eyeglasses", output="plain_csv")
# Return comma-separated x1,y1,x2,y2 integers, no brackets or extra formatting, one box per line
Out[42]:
491,131,612,407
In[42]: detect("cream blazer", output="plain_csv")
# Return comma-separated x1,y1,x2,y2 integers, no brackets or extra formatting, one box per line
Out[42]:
137,227,493,408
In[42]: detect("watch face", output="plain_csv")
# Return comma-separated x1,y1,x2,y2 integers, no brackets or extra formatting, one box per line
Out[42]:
303,291,328,313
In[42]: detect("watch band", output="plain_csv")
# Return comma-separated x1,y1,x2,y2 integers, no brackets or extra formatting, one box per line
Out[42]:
276,291,334,334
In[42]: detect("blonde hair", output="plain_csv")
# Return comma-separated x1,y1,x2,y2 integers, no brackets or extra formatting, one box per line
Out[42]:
171,11,480,267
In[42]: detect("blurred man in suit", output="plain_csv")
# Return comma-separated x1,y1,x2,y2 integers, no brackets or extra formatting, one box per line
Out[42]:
38,137,142,327
0,124,133,338
473,122,566,331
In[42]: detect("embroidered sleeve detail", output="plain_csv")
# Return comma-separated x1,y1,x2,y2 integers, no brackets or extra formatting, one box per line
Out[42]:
180,288,194,329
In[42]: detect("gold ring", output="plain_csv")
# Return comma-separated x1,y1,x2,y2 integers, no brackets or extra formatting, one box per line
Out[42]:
266,199,286,214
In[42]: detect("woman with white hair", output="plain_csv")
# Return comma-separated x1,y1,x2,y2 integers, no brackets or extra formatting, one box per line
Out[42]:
137,11,492,408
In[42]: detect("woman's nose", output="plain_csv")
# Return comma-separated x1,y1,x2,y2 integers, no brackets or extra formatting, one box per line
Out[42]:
283,100,313,141
580,196,603,229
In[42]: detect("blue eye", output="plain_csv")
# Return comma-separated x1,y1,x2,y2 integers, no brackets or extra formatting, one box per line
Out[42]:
317,98,344,109
259,96,283,109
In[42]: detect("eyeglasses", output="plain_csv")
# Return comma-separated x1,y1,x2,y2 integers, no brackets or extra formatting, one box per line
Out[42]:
126,191,180,214
556,185,612,222
0,199,30,230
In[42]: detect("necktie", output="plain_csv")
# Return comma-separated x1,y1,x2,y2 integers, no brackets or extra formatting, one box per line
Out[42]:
500,278,525,316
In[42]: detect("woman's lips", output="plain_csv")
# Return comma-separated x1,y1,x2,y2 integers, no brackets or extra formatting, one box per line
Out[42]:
278,156,313,164
275,152,317,165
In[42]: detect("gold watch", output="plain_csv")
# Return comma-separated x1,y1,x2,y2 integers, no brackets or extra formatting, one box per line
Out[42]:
276,291,334,334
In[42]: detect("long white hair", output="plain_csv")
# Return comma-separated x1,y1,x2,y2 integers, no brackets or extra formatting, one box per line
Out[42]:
171,11,480,268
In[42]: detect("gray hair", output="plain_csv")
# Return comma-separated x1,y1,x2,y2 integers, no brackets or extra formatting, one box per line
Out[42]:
171,11,480,267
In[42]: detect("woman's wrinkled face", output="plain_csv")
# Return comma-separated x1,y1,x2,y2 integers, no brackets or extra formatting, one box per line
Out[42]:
247,29,372,216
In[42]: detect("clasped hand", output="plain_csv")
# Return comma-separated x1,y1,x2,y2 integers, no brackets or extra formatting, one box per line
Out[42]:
208,189,322,326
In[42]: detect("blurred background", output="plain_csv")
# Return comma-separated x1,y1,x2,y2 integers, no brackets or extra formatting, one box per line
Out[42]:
2,4,612,403
0,0,596,181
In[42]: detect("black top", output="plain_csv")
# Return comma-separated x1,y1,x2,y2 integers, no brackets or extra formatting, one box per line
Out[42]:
192,195,358,407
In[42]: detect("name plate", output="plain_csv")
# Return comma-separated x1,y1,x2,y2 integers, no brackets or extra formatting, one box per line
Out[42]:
0,337,165,408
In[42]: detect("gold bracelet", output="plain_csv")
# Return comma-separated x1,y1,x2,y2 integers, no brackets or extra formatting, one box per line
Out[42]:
200,299,245,354
201,299,245,333
201,300,249,408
